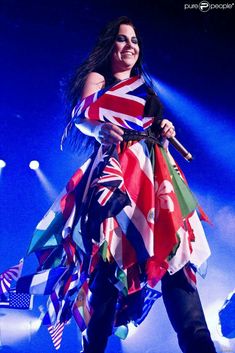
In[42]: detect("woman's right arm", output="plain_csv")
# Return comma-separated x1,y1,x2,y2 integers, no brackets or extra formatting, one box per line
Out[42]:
75,72,124,145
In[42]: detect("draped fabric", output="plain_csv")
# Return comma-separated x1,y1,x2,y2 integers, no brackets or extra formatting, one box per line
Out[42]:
16,75,211,337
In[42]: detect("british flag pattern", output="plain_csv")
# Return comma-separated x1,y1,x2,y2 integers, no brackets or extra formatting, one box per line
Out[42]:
71,75,153,131
2,75,212,348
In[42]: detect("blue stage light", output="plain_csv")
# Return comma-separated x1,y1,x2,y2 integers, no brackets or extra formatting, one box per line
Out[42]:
152,78,235,170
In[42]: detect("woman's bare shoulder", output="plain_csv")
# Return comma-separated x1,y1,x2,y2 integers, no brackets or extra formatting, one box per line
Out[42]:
81,72,105,99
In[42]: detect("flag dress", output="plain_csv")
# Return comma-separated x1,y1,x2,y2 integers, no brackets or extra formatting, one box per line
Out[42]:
16,75,211,340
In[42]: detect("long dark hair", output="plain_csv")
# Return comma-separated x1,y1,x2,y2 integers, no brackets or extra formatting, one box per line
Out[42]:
62,16,162,158
67,16,146,112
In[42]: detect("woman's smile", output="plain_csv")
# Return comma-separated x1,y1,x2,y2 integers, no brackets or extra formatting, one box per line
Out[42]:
111,24,139,75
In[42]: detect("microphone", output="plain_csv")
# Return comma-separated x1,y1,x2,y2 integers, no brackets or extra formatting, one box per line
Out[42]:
168,137,193,162
155,120,193,161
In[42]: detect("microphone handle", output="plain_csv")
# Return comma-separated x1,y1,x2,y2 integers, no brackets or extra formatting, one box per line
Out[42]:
168,137,193,162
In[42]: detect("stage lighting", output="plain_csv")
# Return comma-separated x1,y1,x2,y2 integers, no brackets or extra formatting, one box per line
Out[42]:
29,160,40,170
0,311,41,347
33,168,58,201
152,77,235,170
0,159,6,168
127,322,138,337
205,299,232,352
29,318,42,332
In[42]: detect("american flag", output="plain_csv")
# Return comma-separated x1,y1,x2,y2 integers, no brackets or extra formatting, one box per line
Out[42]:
0,259,23,295
48,321,66,350
0,289,33,309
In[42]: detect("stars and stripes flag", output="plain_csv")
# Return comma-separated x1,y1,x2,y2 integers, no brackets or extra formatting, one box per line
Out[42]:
0,259,24,295
0,289,33,310
48,321,66,350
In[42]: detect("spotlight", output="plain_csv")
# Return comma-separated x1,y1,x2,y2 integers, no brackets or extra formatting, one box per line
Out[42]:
127,322,138,337
0,159,6,168
29,160,40,170
29,318,42,332
205,299,232,351
152,77,235,170
31,166,58,201
0,311,41,347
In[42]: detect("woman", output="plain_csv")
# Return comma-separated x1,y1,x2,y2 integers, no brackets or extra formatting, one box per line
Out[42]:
26,16,216,353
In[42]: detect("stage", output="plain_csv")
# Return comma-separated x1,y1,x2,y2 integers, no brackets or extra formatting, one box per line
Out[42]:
0,1,234,352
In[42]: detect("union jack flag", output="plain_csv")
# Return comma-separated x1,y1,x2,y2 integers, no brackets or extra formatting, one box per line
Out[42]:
72,75,153,131
78,145,131,244
21,73,210,344
95,156,126,206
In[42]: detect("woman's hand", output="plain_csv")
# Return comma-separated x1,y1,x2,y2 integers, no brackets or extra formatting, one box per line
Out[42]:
160,119,176,138
95,122,124,145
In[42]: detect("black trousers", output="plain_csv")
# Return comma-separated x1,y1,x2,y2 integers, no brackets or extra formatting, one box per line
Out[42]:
161,270,216,353
81,260,119,353
81,264,217,353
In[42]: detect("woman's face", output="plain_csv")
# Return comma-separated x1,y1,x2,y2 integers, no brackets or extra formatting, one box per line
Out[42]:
111,24,140,74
